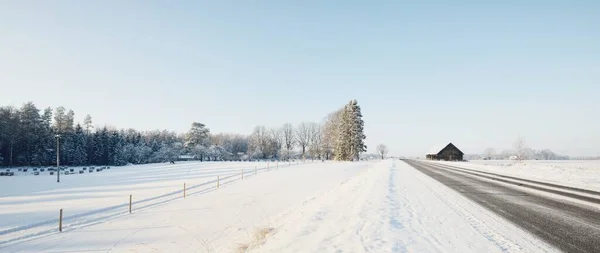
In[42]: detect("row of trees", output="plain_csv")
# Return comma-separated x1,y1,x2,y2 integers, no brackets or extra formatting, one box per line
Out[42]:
0,102,248,167
0,99,368,167
245,99,368,161
478,136,569,161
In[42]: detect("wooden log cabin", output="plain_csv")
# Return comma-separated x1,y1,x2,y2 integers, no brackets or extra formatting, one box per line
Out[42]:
426,143,464,161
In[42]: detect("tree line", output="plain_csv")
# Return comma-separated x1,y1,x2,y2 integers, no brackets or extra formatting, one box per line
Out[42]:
244,99,366,161
476,137,570,161
0,100,367,167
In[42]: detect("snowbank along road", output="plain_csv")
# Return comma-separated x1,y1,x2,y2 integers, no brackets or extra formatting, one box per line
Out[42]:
249,160,555,253
404,159,600,253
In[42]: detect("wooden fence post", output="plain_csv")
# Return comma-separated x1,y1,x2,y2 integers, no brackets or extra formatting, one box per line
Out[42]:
242,169,244,179
217,176,220,188
59,209,63,232
129,194,132,214
184,183,186,198
277,161,278,169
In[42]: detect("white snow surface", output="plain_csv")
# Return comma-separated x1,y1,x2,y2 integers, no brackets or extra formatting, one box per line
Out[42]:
433,160,600,191
0,161,292,246
247,160,557,253
0,160,558,252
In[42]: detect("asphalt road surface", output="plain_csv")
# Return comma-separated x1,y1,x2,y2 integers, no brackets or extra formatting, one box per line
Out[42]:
403,159,600,253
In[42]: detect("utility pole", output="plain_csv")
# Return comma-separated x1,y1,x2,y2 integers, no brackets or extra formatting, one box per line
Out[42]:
56,135,61,183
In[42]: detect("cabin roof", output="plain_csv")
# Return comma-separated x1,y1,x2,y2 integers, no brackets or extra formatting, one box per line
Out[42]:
437,142,464,156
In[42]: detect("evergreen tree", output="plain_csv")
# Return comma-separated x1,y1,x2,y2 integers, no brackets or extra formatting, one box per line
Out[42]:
185,122,210,148
19,102,42,166
0,106,21,166
108,130,123,165
53,106,67,134
332,100,366,161
90,128,107,165
36,107,55,166
65,110,75,133
71,124,88,165
334,103,352,161
349,100,366,160
98,128,110,165
83,114,93,134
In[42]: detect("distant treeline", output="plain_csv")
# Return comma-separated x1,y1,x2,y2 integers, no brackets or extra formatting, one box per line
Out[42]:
0,100,367,167
470,147,572,160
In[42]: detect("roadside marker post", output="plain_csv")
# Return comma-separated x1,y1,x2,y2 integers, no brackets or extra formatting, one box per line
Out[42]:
59,209,63,232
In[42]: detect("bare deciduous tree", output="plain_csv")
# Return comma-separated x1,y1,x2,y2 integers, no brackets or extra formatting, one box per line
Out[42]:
483,148,496,159
270,127,284,159
281,123,295,160
249,125,268,159
321,109,342,160
295,122,311,159
376,144,388,160
308,123,322,160
209,133,249,160
514,136,527,162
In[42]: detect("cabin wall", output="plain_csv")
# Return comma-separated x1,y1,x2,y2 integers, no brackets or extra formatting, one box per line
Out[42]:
437,149,463,161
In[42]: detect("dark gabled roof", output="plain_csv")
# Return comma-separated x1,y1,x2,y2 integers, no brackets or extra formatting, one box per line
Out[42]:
437,142,464,156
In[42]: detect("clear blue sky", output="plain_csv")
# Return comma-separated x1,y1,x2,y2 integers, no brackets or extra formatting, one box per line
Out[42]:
1,1,599,157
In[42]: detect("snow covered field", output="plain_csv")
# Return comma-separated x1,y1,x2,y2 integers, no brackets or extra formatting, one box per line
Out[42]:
1,160,558,253
0,160,299,246
433,160,600,191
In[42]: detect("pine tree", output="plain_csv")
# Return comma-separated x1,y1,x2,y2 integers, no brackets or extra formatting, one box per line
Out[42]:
19,102,42,166
349,100,366,160
0,106,21,166
65,110,75,133
83,114,93,134
90,128,108,165
99,128,110,165
36,107,55,166
331,100,367,161
53,106,67,134
334,103,352,161
108,130,123,165
71,124,88,165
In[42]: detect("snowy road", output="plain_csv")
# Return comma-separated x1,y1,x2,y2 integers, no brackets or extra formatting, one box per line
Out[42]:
406,159,600,253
